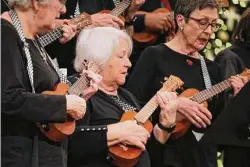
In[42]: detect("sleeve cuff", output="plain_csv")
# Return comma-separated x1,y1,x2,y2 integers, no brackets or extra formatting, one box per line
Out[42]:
133,14,146,32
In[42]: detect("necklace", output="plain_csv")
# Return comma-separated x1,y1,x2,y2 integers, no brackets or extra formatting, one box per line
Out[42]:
32,39,48,65
109,94,120,100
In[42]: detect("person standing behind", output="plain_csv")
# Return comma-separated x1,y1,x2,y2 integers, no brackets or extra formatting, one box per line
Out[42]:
127,0,176,74
215,8,250,106
213,8,250,167
45,0,145,76
126,0,248,166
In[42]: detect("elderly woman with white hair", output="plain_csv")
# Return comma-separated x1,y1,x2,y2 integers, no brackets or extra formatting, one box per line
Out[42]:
67,27,180,167
1,0,100,167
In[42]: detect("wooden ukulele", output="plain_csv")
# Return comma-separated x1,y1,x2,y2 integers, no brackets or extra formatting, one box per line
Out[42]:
100,0,131,23
38,12,92,47
132,8,174,44
171,69,250,139
39,61,100,142
108,75,184,167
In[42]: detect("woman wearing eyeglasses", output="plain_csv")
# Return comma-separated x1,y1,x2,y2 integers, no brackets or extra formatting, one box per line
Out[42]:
126,0,248,167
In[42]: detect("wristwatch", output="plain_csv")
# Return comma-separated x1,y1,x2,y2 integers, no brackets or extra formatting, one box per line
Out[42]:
157,122,176,133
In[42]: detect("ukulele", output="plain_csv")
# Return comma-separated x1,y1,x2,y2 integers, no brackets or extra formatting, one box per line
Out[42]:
38,13,92,47
39,61,100,142
132,8,174,44
171,69,250,139
108,75,184,167
100,0,131,23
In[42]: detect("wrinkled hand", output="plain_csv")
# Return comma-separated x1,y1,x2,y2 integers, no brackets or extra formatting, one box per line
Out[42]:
156,91,178,127
145,13,175,33
91,13,124,29
229,75,248,96
66,95,86,120
176,98,212,128
54,19,77,44
126,0,145,19
118,120,150,150
80,70,102,100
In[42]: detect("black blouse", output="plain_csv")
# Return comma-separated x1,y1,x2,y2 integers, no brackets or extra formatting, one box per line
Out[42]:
126,44,223,167
1,19,67,167
67,83,150,167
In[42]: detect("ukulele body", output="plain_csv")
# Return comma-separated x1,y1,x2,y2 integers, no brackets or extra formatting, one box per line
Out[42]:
40,83,75,142
132,8,171,44
171,88,208,139
108,111,153,167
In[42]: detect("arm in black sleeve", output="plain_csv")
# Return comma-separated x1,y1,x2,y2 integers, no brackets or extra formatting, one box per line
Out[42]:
126,46,157,106
68,100,108,163
133,14,146,32
1,22,66,122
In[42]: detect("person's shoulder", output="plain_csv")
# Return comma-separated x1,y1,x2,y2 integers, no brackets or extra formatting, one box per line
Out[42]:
1,19,20,40
142,44,169,58
119,87,134,97
202,55,221,71
215,47,239,62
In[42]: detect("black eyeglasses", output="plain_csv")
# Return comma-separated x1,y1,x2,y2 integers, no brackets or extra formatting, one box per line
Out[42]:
188,17,221,32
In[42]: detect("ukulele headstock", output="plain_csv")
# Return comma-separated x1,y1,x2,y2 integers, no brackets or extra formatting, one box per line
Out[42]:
69,13,92,30
216,0,229,8
161,75,184,92
82,59,101,73
240,68,250,80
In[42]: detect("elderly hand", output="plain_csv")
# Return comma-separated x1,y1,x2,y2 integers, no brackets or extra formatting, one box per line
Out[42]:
126,0,145,20
176,98,212,128
80,70,102,100
156,91,178,127
145,12,175,33
66,95,86,120
229,75,248,96
91,13,124,29
55,19,77,44
117,120,150,150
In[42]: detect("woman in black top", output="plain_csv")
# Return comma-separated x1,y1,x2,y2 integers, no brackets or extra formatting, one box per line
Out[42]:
1,0,97,167
126,0,248,167
67,27,181,167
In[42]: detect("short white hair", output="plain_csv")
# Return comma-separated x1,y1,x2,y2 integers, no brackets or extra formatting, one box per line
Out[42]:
74,27,133,72
7,0,49,9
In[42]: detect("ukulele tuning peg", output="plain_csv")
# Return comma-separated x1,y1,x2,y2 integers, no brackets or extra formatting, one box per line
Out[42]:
164,77,168,81
178,87,184,91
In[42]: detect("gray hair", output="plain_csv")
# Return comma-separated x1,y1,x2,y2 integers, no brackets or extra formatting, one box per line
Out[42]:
174,0,218,30
74,27,133,72
7,0,49,9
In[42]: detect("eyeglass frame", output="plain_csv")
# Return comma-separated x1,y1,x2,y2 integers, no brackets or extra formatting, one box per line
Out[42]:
185,17,222,32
